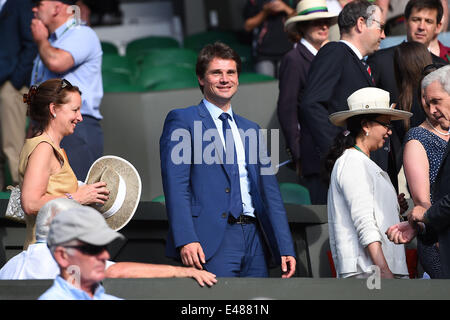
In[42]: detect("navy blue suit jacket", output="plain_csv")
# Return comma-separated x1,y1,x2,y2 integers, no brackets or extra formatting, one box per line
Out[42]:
0,0,37,88
160,101,295,266
277,42,321,176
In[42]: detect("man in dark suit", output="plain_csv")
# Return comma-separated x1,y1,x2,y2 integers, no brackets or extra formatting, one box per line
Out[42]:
160,42,296,278
0,0,37,190
277,0,338,204
387,65,450,278
299,0,385,183
367,0,448,191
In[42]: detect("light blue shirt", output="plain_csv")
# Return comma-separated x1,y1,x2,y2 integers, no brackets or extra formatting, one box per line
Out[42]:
31,18,103,119
38,276,121,300
203,99,255,217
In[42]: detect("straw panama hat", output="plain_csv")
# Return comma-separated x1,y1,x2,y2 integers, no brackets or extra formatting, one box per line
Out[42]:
285,0,338,32
85,156,142,231
329,87,412,127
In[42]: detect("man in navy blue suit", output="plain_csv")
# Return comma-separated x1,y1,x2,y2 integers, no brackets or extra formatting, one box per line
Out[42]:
160,42,296,278
0,0,37,190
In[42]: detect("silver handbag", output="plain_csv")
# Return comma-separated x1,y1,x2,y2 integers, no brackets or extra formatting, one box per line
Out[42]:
5,185,26,223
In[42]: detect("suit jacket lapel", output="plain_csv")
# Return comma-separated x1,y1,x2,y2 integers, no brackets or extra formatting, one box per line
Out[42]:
343,44,374,86
297,42,315,63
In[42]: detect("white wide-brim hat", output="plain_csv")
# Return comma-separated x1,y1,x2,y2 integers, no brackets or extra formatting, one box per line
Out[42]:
85,156,142,231
329,87,412,127
285,0,338,32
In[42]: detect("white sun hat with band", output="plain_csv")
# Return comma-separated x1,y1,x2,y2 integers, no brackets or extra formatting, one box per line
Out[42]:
329,87,412,127
285,0,338,32
85,156,142,231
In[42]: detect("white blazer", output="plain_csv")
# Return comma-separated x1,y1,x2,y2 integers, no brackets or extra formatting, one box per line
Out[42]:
327,148,409,278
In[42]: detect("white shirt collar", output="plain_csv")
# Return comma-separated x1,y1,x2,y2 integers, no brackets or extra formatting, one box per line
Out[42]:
202,98,234,121
301,38,318,56
340,40,364,60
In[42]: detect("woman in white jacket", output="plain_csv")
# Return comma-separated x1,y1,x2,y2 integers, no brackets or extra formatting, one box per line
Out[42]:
325,87,412,279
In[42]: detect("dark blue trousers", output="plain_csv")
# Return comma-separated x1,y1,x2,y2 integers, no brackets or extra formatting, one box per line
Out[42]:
204,221,269,277
61,115,103,181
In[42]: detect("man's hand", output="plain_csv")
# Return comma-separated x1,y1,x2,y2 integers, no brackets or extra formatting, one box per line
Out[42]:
407,205,427,223
180,242,206,270
385,221,417,244
179,267,218,287
281,256,296,278
31,18,49,44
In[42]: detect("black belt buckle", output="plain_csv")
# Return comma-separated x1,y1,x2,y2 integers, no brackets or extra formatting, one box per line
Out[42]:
228,214,255,225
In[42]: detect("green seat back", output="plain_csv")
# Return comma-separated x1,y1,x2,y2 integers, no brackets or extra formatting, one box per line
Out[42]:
101,41,119,55
135,65,196,90
151,195,165,203
102,54,136,76
238,72,276,84
138,48,198,69
183,31,240,52
279,182,311,205
126,36,180,58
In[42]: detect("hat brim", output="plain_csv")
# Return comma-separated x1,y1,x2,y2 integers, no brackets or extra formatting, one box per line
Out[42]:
329,109,413,127
285,13,338,32
78,226,125,246
85,156,142,231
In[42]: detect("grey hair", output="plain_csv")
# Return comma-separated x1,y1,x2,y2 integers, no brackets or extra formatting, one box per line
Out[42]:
35,198,83,242
421,65,450,95
49,239,80,257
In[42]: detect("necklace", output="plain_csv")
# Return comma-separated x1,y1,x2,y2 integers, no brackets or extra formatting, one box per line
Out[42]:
426,118,450,136
45,131,59,147
353,145,369,157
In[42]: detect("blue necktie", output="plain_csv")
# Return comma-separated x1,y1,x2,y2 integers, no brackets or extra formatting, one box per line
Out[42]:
219,113,243,218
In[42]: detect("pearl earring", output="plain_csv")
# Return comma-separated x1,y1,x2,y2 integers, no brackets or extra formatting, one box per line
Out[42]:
365,131,369,136
52,114,56,118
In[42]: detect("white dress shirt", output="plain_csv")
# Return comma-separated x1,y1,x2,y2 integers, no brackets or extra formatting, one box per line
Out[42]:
203,99,255,217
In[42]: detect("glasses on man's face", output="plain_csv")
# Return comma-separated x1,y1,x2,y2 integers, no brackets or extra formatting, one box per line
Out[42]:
64,244,108,256
371,119,393,131
57,79,73,93
369,18,385,32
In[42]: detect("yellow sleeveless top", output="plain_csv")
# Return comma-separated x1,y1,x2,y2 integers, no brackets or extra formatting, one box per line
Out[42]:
19,134,78,249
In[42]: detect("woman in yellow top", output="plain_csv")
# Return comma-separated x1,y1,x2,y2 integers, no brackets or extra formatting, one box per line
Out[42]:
20,79,109,249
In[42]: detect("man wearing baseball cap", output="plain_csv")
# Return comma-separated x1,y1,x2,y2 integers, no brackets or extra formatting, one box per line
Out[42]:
39,206,123,300
30,0,104,182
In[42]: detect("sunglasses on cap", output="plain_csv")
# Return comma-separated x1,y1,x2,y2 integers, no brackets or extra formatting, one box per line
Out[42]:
63,244,108,256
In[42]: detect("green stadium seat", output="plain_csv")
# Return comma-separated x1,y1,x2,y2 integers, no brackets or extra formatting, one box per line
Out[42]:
102,70,146,93
238,72,276,84
102,54,136,77
183,30,240,52
0,191,11,199
126,36,180,58
151,195,165,203
279,182,311,205
101,41,119,55
135,65,197,90
138,48,198,69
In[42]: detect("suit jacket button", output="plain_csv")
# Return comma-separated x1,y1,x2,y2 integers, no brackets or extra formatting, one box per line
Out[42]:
222,213,228,218
225,188,230,193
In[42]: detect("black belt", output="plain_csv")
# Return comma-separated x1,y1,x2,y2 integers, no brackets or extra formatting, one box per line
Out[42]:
228,214,257,225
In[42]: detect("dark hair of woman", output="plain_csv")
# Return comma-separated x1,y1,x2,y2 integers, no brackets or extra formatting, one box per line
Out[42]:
394,41,432,131
23,79,81,137
323,114,379,185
